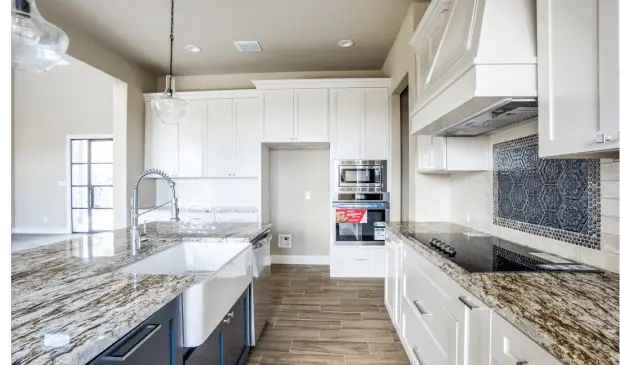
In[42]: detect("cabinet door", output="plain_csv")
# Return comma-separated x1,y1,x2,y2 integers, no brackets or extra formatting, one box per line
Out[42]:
332,89,363,159
385,243,396,320
177,100,205,177
204,99,234,177
295,88,330,141
144,102,178,176
89,297,182,365
223,290,249,365
538,0,619,157
185,324,222,365
363,89,390,159
491,313,562,365
261,89,294,142
234,98,261,177
598,0,620,148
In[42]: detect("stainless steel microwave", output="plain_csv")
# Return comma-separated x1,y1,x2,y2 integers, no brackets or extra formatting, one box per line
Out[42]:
334,160,387,191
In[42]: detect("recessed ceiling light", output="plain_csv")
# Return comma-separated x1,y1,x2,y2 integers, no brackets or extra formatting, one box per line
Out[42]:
185,45,201,53
338,40,355,48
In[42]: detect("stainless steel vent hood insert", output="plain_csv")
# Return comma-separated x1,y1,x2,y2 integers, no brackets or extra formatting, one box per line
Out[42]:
439,99,538,137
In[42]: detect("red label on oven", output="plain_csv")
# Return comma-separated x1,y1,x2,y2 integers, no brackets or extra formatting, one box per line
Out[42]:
335,209,367,224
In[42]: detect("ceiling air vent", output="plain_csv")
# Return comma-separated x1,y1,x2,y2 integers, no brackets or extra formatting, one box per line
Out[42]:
234,41,262,52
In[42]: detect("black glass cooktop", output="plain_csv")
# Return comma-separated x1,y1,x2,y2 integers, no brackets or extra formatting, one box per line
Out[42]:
408,232,601,273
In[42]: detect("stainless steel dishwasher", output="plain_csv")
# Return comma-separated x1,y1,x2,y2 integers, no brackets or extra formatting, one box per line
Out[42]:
250,231,271,345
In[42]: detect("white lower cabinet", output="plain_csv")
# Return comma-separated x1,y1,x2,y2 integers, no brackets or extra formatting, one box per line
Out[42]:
330,245,385,278
491,313,562,365
385,232,402,332
392,238,564,365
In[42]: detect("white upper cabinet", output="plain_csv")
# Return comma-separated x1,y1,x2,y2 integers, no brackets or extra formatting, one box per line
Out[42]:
177,100,206,177
332,88,364,159
144,90,260,179
363,89,390,160
144,102,179,176
204,99,235,177
417,135,489,173
234,98,260,177
294,88,329,141
204,97,261,178
260,88,330,142
331,88,390,160
261,89,295,142
537,0,620,157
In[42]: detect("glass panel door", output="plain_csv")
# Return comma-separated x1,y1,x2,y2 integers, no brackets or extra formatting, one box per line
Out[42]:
71,139,113,233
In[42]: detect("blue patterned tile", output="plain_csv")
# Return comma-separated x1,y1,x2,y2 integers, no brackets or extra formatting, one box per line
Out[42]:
524,198,544,225
558,199,588,233
524,170,544,198
540,185,562,211
493,134,600,249
539,159,563,184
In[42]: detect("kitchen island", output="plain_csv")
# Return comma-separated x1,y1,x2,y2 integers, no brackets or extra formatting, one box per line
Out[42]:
11,221,270,365
385,222,619,365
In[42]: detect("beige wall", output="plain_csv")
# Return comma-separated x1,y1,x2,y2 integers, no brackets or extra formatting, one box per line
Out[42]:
38,3,158,228
269,149,331,257
159,70,386,92
13,57,115,231
450,121,619,273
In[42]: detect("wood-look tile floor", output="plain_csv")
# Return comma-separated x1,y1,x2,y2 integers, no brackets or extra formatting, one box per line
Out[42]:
249,265,409,365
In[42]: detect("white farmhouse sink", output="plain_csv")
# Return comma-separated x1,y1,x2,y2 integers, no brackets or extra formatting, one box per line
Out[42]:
120,241,252,347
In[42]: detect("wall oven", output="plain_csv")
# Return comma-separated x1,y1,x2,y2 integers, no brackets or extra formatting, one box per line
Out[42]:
335,160,387,191
333,192,389,246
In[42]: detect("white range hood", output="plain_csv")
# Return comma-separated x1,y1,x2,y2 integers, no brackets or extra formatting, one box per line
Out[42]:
409,0,538,136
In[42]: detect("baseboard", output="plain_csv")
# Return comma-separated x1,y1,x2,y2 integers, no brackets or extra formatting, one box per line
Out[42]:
11,227,71,234
271,255,330,265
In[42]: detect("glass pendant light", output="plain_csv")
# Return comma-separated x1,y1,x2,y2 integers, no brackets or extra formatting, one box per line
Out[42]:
11,0,69,73
152,0,187,125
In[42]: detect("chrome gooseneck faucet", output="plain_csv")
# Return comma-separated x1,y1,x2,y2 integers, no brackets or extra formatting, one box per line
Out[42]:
130,169,180,254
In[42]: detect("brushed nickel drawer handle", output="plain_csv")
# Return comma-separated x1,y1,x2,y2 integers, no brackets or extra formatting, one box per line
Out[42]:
516,362,529,365
413,300,429,316
459,296,480,310
413,347,426,365
354,258,368,261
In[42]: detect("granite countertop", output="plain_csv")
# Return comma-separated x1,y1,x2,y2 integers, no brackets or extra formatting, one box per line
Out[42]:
385,222,619,365
11,221,271,365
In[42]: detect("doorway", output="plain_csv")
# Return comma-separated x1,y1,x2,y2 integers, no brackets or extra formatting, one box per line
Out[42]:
70,138,114,233
400,87,410,221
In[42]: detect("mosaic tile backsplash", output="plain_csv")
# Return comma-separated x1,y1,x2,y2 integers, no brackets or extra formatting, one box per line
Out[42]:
493,134,601,249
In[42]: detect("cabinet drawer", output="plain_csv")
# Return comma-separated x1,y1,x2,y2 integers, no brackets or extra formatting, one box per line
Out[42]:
402,264,457,365
215,213,258,223
401,298,452,365
330,246,385,278
491,312,562,365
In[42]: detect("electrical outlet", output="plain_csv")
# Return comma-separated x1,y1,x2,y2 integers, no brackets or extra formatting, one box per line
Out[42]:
304,191,311,200
278,234,292,248
43,216,48,224
466,214,470,223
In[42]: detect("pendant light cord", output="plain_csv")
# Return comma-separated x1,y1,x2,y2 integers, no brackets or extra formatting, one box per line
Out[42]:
169,0,175,76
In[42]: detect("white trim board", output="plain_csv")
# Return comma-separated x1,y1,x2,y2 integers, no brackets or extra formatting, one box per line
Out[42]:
12,227,72,234
271,255,330,265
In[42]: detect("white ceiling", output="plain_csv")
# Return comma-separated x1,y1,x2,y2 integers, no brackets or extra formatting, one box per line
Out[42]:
41,0,415,76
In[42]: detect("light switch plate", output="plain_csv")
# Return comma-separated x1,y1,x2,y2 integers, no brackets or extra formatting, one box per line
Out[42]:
304,191,311,200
